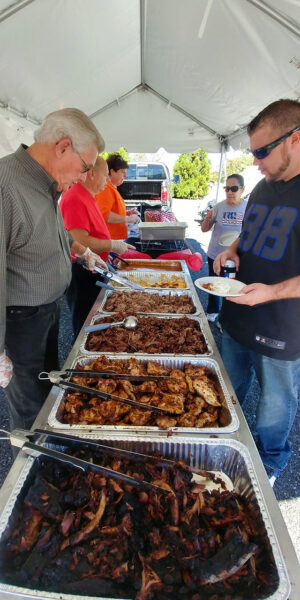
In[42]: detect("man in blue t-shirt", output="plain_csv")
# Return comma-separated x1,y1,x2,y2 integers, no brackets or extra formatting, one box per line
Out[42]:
214,99,300,485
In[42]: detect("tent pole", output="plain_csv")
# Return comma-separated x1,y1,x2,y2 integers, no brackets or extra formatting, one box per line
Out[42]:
215,142,226,204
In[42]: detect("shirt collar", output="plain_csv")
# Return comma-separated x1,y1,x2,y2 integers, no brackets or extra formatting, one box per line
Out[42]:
15,144,60,201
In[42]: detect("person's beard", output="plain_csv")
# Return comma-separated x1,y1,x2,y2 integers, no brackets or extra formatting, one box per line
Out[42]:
264,147,291,182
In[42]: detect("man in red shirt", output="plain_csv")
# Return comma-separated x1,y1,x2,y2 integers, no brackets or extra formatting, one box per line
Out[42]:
60,156,134,335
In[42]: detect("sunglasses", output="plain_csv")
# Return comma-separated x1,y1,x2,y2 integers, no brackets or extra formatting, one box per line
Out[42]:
251,125,300,160
224,185,242,192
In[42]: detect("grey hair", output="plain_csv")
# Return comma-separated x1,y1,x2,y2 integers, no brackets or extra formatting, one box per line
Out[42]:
34,108,105,152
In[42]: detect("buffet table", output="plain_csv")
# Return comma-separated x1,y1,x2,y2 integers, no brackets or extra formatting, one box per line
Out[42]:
0,260,299,599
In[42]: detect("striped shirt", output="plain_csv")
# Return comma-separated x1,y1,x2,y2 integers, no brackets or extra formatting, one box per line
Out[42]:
0,145,72,352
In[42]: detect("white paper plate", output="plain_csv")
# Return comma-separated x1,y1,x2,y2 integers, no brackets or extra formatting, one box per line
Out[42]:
218,232,240,246
194,276,245,297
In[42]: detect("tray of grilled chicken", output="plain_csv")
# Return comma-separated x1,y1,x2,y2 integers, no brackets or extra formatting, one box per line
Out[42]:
110,270,190,289
47,354,239,434
80,314,212,356
97,289,203,316
0,436,290,600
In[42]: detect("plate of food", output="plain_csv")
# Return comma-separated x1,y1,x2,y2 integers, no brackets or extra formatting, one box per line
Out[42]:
218,232,240,246
194,276,245,297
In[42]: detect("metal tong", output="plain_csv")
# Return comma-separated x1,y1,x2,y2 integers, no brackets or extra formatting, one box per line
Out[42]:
108,252,131,269
9,428,170,493
38,370,177,416
94,266,144,290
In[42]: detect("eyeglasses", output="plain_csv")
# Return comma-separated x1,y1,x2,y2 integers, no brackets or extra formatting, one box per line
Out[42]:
251,126,300,160
77,153,92,174
224,185,242,192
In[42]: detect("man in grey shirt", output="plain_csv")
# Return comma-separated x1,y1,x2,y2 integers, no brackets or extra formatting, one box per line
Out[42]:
0,108,106,431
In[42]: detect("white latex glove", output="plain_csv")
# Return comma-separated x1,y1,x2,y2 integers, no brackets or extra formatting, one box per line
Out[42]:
111,240,136,255
126,214,140,225
75,247,107,272
127,208,139,216
0,351,13,388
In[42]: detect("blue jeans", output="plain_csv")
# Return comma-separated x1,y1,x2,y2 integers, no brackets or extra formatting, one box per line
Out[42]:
206,257,222,315
221,330,300,472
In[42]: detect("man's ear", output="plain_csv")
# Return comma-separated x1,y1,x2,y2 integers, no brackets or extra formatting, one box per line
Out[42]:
55,138,72,157
290,129,300,150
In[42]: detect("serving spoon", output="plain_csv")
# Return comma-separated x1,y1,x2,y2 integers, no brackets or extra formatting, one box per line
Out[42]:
85,315,138,334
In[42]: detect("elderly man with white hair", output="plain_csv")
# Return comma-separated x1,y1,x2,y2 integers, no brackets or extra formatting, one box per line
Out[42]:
0,107,107,431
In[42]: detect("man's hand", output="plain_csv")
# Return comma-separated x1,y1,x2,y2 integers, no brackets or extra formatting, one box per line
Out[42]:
111,240,136,255
127,208,139,216
0,352,13,388
227,282,275,306
126,214,140,225
213,248,240,275
76,247,107,272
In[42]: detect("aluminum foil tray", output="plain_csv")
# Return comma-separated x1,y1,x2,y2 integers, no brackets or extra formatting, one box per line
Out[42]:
115,258,185,272
48,354,239,433
80,314,212,356
111,270,189,289
0,438,290,600
97,288,202,316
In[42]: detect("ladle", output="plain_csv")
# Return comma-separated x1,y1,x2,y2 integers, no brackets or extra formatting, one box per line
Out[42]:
85,315,138,334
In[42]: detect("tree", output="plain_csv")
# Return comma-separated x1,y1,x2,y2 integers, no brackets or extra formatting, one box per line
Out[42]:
101,146,129,162
210,153,253,184
173,149,211,199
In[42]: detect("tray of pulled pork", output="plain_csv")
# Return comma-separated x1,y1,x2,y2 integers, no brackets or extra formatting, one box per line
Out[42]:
98,289,202,316
111,271,189,289
47,355,239,433
0,436,290,600
81,314,211,356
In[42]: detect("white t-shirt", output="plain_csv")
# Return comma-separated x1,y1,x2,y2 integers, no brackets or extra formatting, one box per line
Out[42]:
207,198,248,260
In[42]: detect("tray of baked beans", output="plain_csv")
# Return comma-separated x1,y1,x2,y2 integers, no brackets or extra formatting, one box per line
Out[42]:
97,289,202,316
80,314,211,356
48,354,239,434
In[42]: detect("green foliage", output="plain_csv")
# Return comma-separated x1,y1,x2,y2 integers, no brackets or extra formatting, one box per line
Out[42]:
100,146,129,162
173,149,211,199
210,153,253,184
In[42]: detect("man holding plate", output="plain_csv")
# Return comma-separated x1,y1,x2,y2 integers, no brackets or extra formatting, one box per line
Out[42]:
214,99,300,485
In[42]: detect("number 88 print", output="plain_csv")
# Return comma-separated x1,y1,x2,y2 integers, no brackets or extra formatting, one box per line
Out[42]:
240,204,298,261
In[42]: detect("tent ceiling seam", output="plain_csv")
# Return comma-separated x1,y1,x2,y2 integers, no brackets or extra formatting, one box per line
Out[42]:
0,0,36,24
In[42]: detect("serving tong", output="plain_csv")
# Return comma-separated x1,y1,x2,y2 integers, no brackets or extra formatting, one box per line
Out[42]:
38,369,177,416
94,266,144,290
9,428,172,493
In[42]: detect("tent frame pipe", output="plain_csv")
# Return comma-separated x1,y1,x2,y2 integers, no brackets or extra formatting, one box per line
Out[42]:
0,0,36,24
245,0,300,38
215,143,226,204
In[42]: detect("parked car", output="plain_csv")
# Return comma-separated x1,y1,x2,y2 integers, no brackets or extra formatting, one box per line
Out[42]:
118,162,173,210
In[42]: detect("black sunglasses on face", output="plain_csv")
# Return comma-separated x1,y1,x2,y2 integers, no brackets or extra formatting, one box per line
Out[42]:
251,125,300,160
224,185,242,192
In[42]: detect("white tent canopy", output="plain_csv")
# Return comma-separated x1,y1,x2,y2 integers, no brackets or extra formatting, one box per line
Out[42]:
0,0,299,156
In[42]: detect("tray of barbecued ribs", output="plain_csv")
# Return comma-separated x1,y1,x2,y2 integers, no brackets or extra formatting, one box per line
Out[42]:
0,436,290,600
47,354,239,434
110,270,190,289
97,289,203,316
81,314,212,356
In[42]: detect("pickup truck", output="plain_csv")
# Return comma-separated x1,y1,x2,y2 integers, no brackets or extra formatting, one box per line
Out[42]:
118,162,173,210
